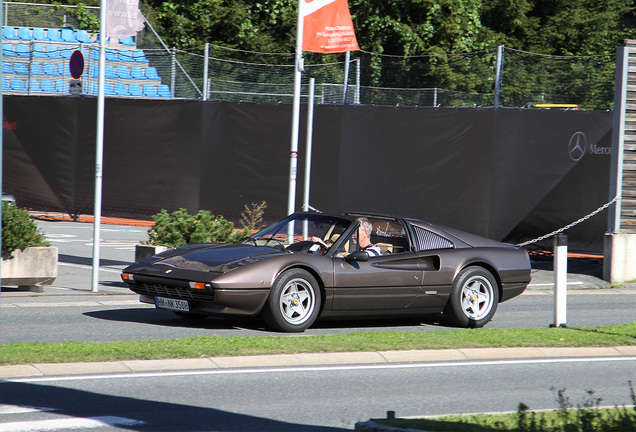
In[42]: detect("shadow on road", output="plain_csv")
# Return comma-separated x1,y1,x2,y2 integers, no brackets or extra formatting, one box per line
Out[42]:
1,381,349,431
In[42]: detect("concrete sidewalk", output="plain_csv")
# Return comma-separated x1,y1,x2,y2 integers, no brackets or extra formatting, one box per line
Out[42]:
2,345,636,380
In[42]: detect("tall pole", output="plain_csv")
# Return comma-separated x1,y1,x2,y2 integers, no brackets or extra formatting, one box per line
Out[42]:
202,43,209,101
494,44,504,109
288,0,304,217
342,51,350,104
0,0,4,289
91,0,107,292
303,78,316,213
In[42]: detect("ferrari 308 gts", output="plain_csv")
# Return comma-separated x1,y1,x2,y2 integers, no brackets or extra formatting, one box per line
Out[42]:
121,212,531,332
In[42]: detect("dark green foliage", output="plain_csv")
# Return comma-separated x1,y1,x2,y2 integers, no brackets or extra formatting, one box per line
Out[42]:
146,208,241,247
146,203,268,247
1,202,50,258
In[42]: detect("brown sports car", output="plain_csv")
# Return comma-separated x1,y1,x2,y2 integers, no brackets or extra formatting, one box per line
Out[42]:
121,212,531,332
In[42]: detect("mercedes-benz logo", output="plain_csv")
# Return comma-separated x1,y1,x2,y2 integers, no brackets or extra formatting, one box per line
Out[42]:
568,132,587,161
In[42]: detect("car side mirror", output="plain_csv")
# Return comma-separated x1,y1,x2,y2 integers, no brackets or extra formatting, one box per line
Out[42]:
345,251,369,262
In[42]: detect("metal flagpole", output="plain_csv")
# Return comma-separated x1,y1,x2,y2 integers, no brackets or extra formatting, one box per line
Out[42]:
288,0,304,217
303,78,316,214
0,0,4,290
91,0,107,292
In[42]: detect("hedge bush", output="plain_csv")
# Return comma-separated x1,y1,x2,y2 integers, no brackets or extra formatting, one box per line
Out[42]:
1,201,50,258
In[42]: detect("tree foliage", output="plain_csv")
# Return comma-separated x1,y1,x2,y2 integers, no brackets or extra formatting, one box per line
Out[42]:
143,0,636,57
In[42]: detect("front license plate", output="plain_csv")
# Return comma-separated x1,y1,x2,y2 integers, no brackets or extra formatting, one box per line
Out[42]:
155,297,189,312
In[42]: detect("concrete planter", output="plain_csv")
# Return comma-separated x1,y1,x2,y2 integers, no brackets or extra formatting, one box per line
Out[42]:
135,244,170,263
1,246,58,292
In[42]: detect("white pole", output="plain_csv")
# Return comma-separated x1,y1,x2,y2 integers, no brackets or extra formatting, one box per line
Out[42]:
288,0,304,217
91,0,107,293
302,78,315,213
342,51,350,104
202,43,209,101
553,234,567,327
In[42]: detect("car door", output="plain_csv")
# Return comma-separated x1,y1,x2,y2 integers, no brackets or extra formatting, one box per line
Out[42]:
331,252,424,310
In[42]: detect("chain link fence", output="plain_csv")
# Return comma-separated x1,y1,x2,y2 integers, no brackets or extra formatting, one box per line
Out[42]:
2,2,618,110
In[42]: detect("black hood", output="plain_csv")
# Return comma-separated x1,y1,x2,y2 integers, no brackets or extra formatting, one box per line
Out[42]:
144,243,284,274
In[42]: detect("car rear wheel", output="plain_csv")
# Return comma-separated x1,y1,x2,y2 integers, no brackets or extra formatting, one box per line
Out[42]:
263,269,321,332
444,266,499,328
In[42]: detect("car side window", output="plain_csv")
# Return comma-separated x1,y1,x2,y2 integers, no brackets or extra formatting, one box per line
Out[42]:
413,226,454,251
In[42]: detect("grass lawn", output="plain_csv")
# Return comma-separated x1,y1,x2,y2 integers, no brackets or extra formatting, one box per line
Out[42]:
1,322,635,365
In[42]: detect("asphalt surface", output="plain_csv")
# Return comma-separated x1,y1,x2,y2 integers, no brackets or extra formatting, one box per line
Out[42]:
1,218,635,382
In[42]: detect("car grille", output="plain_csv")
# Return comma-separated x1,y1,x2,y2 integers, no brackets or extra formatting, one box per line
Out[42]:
128,282,214,302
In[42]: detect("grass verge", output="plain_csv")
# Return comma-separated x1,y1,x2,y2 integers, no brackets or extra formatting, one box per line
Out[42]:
375,385,636,431
1,322,635,365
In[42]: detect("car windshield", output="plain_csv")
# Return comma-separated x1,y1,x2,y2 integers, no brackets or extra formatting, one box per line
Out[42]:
245,213,352,253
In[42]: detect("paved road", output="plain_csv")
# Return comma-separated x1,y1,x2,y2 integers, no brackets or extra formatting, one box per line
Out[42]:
3,354,636,431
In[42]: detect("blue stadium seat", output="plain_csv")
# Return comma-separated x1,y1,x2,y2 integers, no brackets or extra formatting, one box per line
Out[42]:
77,30,93,43
55,80,68,93
145,67,161,81
3,26,19,40
31,62,45,75
47,28,63,43
105,48,119,62
32,28,49,41
60,46,74,60
119,35,135,46
45,45,62,59
58,63,71,76
119,49,134,62
13,63,29,75
114,82,130,96
15,43,30,57
132,49,148,63
40,78,56,92
95,34,110,44
143,84,159,97
2,63,14,74
17,27,32,41
3,77,10,91
104,82,115,96
10,77,27,91
105,64,118,79
158,84,171,98
128,83,143,97
2,43,17,57
130,66,147,80
88,81,97,95
33,44,47,58
116,65,133,79
43,62,60,76
61,28,77,43
29,78,43,92
91,65,99,79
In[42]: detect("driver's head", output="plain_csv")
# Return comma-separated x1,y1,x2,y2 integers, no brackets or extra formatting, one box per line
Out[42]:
357,218,372,242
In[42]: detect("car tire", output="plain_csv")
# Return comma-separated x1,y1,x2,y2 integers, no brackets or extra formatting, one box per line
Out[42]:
173,311,208,320
443,266,499,328
263,269,321,332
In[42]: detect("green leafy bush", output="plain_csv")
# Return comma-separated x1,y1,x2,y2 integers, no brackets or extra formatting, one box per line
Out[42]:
1,201,50,258
146,207,255,247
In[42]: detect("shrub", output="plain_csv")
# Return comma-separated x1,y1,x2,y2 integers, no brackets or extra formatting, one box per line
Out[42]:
1,201,50,258
145,205,265,247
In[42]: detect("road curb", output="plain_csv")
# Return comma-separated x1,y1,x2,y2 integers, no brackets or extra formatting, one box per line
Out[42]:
2,346,635,380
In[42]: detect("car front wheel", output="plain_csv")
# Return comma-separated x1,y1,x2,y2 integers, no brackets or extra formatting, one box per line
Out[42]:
263,269,321,332
444,266,499,328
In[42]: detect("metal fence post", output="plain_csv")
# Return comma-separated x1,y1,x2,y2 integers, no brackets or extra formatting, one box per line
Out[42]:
552,234,568,328
343,51,350,104
171,47,177,98
202,43,209,101
494,44,504,109
355,58,360,104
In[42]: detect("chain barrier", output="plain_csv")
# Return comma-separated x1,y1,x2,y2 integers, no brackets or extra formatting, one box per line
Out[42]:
516,195,620,247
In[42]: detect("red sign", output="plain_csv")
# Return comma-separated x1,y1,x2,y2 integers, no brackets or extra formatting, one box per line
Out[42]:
69,50,84,79
303,0,359,53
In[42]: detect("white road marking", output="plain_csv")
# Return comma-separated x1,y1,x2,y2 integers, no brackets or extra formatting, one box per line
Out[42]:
57,263,124,273
529,281,583,287
7,356,636,383
0,405,56,415
0,416,145,431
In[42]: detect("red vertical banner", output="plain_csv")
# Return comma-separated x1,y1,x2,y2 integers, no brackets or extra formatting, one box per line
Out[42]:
302,0,359,53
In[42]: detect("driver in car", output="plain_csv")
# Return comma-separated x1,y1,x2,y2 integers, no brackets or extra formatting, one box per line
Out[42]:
356,218,382,256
